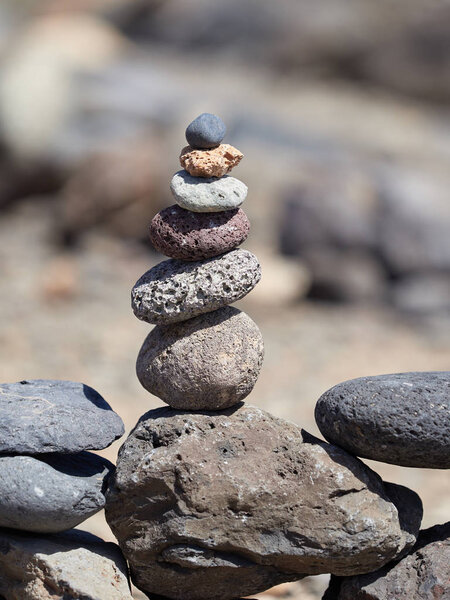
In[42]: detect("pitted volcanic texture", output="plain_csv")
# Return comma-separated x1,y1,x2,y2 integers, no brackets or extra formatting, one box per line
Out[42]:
131,249,261,325
180,144,243,177
149,205,250,261
170,170,248,213
325,522,450,599
315,371,450,468
136,307,264,409
105,404,422,600
0,452,113,533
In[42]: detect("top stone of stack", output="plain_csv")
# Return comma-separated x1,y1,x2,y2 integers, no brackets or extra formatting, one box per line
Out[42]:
185,113,226,149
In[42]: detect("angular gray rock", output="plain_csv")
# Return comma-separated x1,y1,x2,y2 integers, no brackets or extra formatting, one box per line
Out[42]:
0,528,132,600
0,380,124,454
105,404,422,600
324,522,450,600
131,249,261,325
0,452,113,533
170,170,248,212
136,307,264,409
315,371,450,468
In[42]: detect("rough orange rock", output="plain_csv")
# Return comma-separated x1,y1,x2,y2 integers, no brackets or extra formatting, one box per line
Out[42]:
179,143,243,177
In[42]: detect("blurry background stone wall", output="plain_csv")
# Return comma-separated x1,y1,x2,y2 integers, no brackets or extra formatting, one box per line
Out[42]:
0,1,449,598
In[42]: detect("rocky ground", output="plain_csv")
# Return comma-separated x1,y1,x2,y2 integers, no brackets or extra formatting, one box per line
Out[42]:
0,200,448,599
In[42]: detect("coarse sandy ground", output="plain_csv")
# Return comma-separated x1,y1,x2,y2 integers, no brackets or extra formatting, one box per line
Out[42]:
0,200,449,599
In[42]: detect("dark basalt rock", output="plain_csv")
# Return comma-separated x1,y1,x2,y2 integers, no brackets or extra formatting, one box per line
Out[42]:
324,522,450,599
185,113,226,149
315,371,450,468
149,204,250,261
0,452,114,533
106,404,421,600
0,379,124,454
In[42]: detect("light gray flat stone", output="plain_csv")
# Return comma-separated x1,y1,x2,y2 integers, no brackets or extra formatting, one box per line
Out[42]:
131,249,261,325
0,528,132,599
0,379,124,454
0,452,113,533
170,169,247,212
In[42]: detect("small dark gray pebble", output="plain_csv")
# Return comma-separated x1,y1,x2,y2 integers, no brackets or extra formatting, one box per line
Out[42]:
0,379,124,454
185,113,226,149
0,452,114,533
315,371,450,468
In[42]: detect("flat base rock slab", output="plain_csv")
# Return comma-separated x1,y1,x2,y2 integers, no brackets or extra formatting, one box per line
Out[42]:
105,404,421,600
149,205,250,261
0,452,113,533
0,380,124,454
315,371,450,468
324,522,450,600
170,170,248,213
0,528,132,600
179,144,243,178
185,113,226,149
131,249,261,325
136,307,264,410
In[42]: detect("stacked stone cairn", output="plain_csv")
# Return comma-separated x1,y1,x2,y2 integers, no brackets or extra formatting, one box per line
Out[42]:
104,114,449,600
0,379,133,599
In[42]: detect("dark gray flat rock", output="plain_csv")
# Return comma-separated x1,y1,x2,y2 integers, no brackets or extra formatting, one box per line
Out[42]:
0,452,114,533
315,372,450,468
0,379,124,454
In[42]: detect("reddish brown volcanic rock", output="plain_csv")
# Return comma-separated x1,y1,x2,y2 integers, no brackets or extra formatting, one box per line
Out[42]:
180,144,243,177
149,205,250,261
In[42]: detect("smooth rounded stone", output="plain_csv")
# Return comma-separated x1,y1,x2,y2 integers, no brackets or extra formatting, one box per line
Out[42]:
179,144,243,178
170,169,248,213
149,205,250,261
185,113,226,149
315,372,450,468
324,522,450,600
131,249,261,325
0,379,124,454
0,452,113,533
136,307,264,410
0,528,132,600
105,404,421,600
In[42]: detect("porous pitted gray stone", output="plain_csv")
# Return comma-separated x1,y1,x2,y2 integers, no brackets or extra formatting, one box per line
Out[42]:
131,249,261,325
105,404,421,600
0,528,132,600
0,379,124,454
136,307,264,409
324,522,450,600
149,205,250,261
170,170,247,212
315,371,450,468
185,113,226,149
0,452,113,533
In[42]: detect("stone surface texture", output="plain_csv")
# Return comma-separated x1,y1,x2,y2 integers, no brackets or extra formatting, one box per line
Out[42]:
136,307,264,409
0,452,113,533
170,170,248,212
106,404,421,600
0,379,124,454
179,144,243,178
185,113,226,149
324,522,450,600
149,205,250,261
0,528,132,600
131,249,261,325
315,371,450,468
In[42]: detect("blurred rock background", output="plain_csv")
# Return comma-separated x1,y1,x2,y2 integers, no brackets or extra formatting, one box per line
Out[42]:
0,1,449,598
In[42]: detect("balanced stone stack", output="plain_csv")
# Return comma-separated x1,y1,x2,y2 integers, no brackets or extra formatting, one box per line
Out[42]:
0,379,132,599
105,116,428,600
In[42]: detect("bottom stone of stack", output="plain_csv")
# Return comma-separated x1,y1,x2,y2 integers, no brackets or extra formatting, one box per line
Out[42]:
0,528,132,600
136,306,264,410
323,521,450,599
105,404,422,600
0,452,113,533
